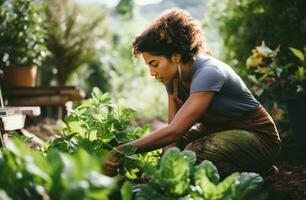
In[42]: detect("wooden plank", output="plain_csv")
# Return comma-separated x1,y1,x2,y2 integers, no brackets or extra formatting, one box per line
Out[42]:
2,87,84,119
0,114,25,130
3,86,79,96
6,96,72,106
0,106,41,116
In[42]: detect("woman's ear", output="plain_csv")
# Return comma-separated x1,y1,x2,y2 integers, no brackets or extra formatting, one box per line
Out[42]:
171,54,181,63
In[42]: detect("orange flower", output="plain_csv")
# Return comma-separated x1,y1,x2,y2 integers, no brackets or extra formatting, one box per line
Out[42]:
271,106,283,122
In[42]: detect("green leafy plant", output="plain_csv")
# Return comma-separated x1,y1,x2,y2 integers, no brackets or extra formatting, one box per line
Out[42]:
246,42,306,103
116,0,134,18
210,0,306,72
246,42,281,101
135,147,267,200
47,88,161,180
285,47,306,96
0,0,47,67
245,42,306,125
0,138,116,200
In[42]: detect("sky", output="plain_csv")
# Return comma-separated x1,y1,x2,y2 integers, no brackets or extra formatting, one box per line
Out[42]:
74,0,163,7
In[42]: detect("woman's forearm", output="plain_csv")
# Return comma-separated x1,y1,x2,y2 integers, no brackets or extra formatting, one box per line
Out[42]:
118,125,179,153
117,92,214,154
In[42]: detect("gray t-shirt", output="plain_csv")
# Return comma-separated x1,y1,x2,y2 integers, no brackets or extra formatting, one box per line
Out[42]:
166,55,260,117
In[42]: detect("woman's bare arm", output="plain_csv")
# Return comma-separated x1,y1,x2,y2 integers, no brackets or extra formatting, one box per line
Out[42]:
118,91,215,153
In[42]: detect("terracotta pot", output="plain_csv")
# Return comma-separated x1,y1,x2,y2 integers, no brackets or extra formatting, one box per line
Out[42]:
1,65,37,87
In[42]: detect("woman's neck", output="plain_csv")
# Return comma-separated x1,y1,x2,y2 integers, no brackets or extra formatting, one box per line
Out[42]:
180,62,192,85
179,62,193,87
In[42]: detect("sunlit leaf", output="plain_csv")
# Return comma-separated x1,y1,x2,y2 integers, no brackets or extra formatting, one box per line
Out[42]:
289,47,304,62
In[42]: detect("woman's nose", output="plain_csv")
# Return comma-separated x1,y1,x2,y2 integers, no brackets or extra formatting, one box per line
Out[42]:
150,67,157,77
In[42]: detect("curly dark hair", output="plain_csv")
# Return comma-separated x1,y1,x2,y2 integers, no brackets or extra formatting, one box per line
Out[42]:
132,8,205,63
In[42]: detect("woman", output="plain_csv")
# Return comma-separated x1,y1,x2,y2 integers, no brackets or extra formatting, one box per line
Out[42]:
103,8,281,177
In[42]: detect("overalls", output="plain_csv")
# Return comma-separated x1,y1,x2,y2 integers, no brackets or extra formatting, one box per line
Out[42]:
171,79,281,177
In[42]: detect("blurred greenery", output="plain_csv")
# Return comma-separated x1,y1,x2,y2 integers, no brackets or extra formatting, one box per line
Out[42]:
3,0,305,126
1,1,306,197
0,0,47,67
116,0,134,19
39,0,168,122
40,0,108,86
0,138,116,199
210,0,306,74
208,0,306,140
106,15,168,122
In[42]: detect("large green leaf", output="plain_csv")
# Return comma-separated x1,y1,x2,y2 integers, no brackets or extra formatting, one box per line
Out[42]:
120,181,133,200
194,165,217,199
194,160,241,200
181,150,196,167
213,172,240,200
120,145,137,156
227,172,267,200
157,148,191,196
135,184,176,200
289,47,304,62
196,160,220,185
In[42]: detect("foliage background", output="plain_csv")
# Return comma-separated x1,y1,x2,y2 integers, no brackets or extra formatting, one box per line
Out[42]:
3,0,304,136
207,0,306,138
209,0,306,77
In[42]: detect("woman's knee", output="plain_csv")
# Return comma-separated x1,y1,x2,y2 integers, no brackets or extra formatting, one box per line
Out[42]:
183,137,219,163
184,140,239,178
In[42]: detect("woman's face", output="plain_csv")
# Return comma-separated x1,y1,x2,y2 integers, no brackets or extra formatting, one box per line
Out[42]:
142,52,178,85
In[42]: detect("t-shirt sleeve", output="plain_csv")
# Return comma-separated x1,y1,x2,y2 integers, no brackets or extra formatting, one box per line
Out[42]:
191,65,225,93
165,81,173,94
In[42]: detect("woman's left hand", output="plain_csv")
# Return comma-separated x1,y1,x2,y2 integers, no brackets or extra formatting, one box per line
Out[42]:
102,154,120,177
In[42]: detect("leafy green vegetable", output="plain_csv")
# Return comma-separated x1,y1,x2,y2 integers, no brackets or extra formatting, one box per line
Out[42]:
194,161,239,200
135,147,267,200
157,148,193,196
0,138,116,200
224,172,268,200
120,181,133,200
47,89,161,180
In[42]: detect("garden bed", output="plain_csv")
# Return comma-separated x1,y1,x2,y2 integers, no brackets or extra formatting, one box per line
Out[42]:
24,118,306,199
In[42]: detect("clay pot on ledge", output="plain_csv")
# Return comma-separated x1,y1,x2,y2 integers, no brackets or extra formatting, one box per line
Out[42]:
1,65,38,87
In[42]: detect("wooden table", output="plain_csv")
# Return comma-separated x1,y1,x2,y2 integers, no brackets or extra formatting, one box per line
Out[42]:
2,86,84,119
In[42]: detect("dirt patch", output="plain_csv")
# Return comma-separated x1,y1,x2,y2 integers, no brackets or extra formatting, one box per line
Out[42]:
25,117,61,141
264,146,306,200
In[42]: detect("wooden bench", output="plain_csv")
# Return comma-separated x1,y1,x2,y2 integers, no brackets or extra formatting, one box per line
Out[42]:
2,86,84,119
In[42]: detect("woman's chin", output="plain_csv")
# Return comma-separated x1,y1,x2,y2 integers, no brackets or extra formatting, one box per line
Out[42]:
161,79,168,85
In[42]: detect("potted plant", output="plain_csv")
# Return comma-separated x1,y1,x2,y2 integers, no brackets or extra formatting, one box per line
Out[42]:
246,42,306,144
0,0,47,87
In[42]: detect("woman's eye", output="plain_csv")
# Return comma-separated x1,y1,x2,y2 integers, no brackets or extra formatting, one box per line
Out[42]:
151,63,158,67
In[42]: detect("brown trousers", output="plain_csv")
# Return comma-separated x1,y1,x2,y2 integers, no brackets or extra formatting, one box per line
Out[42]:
167,105,281,177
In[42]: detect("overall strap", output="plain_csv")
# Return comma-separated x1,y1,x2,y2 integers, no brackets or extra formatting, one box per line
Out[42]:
173,78,184,109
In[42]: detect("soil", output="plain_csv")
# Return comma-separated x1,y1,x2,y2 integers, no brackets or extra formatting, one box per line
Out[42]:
263,144,306,200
